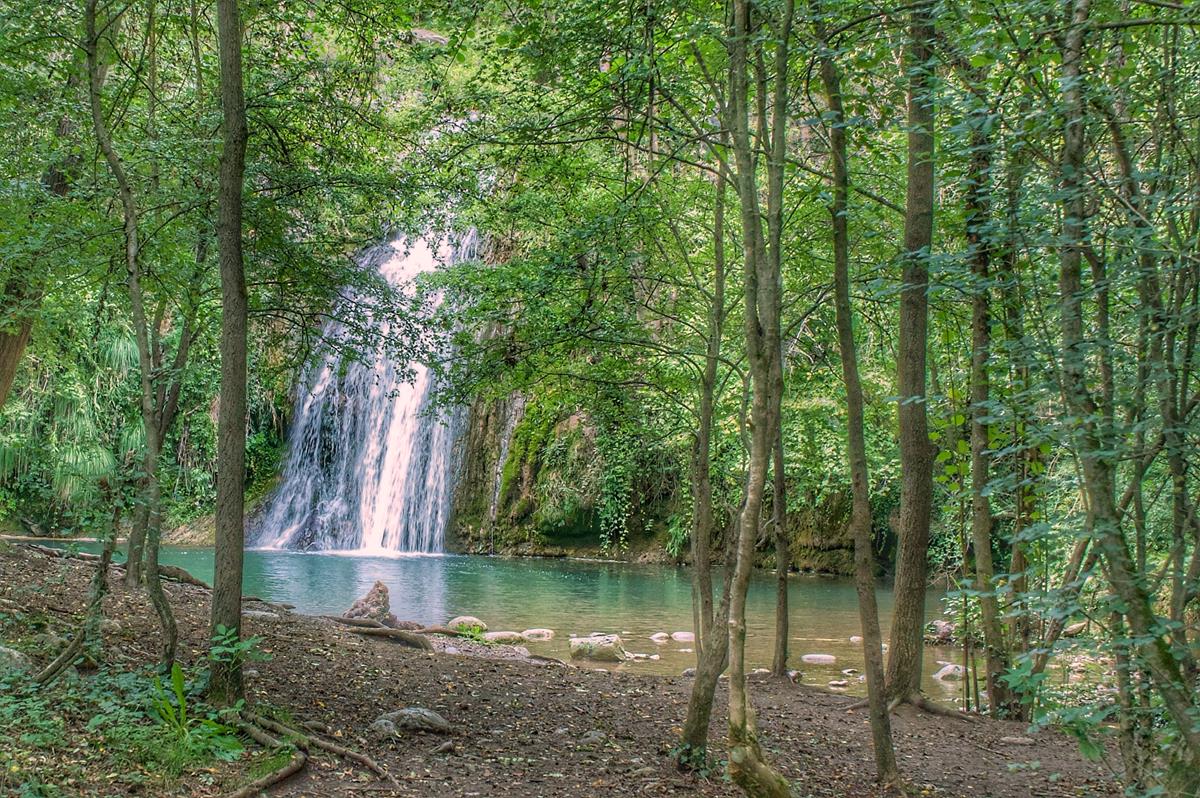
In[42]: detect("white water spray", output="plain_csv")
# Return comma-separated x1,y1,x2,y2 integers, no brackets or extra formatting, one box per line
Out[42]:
253,236,466,554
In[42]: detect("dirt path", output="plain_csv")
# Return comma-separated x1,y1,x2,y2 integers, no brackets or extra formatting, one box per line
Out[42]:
0,544,1118,797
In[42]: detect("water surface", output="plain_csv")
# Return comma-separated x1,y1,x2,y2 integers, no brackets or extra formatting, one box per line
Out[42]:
59,544,964,697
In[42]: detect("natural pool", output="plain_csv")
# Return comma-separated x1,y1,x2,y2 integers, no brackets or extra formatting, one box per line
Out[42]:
54,543,963,697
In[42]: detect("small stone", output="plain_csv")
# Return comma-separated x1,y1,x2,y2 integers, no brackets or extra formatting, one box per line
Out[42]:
841,668,859,675
444,646,461,655
521,628,555,641
828,680,849,688
432,740,455,754
1062,621,1088,638
678,648,694,653
787,670,802,683
447,615,487,632
801,654,836,665
751,668,771,676
670,631,695,643
578,730,606,747
649,632,670,644
849,635,863,644
1000,736,1035,745
100,618,122,634
682,668,696,677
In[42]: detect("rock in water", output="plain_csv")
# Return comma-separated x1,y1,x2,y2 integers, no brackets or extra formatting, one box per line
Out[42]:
482,631,524,644
344,580,398,627
933,662,964,681
371,707,453,736
521,628,555,641
670,631,695,642
801,653,836,665
568,633,627,662
0,645,31,678
649,632,670,644
447,615,488,632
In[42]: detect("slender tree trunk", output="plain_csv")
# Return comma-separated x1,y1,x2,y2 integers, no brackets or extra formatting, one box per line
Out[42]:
816,21,899,783
85,0,176,671
679,167,729,761
963,76,1012,716
209,0,249,706
886,0,937,703
723,3,792,795
771,418,789,677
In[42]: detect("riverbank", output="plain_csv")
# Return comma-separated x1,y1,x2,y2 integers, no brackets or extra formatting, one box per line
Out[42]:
0,541,1117,797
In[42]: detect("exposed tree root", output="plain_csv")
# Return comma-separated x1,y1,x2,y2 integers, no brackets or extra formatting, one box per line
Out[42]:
224,720,307,798
888,692,977,721
34,634,85,685
246,711,398,787
847,692,977,721
321,615,387,628
347,627,433,649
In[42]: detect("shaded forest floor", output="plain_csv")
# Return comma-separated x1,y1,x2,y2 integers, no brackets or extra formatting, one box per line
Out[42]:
0,543,1118,797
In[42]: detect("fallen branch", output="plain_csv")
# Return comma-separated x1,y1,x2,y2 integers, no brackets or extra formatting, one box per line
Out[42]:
347,627,433,650
415,624,466,637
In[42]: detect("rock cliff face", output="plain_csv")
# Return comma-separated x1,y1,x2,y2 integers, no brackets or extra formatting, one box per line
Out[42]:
447,393,620,557
448,393,861,574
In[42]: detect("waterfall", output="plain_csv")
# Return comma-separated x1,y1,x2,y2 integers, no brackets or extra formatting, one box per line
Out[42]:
252,236,466,554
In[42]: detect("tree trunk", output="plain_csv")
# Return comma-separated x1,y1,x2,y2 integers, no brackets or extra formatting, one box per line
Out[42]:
771,419,788,677
85,0,176,671
1056,0,1200,768
679,161,729,762
0,317,33,407
723,2,792,795
816,19,899,782
885,0,937,703
209,0,249,706
963,74,1012,716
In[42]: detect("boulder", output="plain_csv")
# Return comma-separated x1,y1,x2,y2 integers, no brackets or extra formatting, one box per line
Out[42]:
925,619,956,644
801,653,836,665
568,634,627,663
371,707,453,736
0,645,31,679
242,610,279,621
447,615,487,632
344,580,398,627
682,668,696,677
670,631,695,643
649,632,670,644
521,628,555,641
828,680,849,688
482,631,525,644
933,662,964,681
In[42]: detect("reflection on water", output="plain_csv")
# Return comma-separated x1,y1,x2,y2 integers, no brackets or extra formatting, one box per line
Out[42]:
58,543,963,696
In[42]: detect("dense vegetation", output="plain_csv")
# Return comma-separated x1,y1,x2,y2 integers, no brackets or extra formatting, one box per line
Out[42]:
3,0,1200,796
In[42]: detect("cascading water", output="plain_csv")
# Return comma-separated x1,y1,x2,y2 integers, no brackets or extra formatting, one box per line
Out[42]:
252,236,467,554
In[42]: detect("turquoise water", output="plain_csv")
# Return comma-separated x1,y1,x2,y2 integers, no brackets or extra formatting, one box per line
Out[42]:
53,543,962,696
